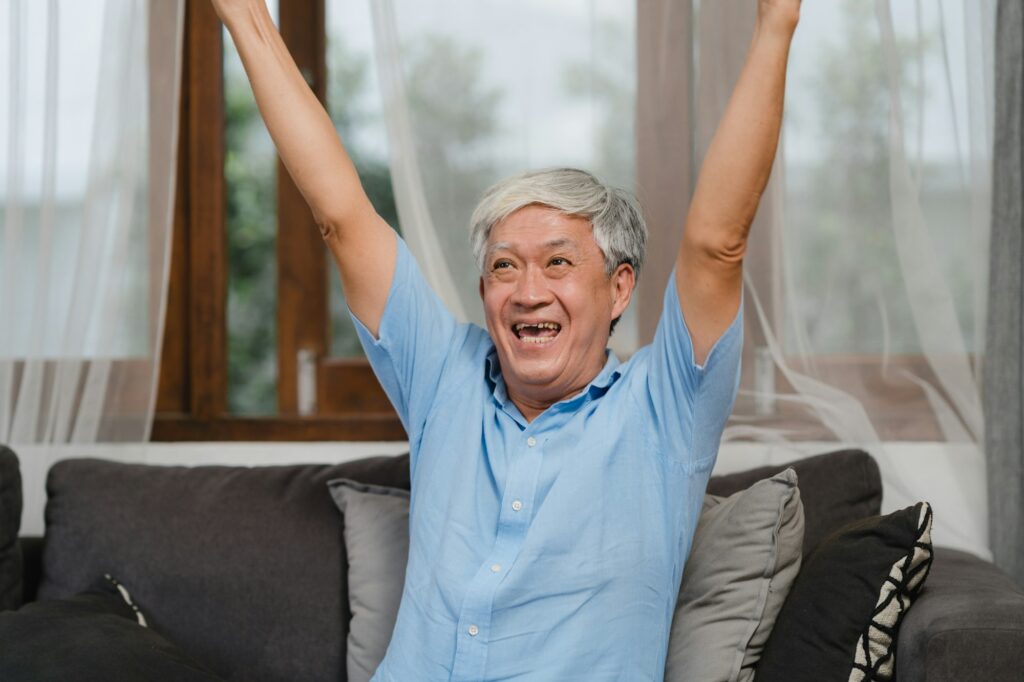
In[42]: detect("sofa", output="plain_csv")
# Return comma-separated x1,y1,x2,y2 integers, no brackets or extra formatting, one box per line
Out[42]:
2,445,1023,681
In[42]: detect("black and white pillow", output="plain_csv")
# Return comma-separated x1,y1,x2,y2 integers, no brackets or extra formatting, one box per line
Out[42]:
0,574,225,681
755,501,933,682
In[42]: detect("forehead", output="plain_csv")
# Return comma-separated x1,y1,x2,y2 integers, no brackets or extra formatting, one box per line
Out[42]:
487,204,597,253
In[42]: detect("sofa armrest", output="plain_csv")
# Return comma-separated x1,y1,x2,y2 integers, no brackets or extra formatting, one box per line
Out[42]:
897,547,1024,682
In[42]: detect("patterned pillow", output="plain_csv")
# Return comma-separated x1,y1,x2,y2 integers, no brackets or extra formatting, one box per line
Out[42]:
755,502,934,682
0,574,224,680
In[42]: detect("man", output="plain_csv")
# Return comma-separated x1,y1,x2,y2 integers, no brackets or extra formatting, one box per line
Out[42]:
213,0,800,678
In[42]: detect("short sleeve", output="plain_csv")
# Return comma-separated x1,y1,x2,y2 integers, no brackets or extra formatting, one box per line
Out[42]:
645,269,743,470
348,236,460,440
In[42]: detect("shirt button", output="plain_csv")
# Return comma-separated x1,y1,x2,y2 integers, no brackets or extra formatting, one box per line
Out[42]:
511,499,523,512
527,437,537,447
468,624,479,636
491,563,501,572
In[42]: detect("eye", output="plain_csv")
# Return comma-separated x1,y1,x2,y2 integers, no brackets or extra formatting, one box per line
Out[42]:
549,257,570,267
492,259,513,270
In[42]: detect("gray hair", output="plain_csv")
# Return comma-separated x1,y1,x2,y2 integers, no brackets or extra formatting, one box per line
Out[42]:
469,168,648,280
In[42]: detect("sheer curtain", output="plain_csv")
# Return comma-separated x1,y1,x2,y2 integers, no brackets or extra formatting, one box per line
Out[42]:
370,0,995,557
0,1,184,531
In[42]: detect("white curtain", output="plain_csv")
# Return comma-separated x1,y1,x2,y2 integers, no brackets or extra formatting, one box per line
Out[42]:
0,0,183,526
369,0,994,557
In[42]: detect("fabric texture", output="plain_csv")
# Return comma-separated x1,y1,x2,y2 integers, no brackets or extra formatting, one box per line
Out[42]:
983,0,1024,589
331,469,801,682
328,479,411,682
0,446,22,612
896,547,1024,682
756,502,934,682
0,574,223,681
349,235,743,681
706,449,882,556
38,453,410,682
665,468,804,682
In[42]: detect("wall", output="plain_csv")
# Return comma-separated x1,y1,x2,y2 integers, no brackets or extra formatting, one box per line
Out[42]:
14,440,989,561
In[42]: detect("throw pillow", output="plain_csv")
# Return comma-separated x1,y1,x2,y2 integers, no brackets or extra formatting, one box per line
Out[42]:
328,471,804,682
327,479,411,682
0,573,225,681
40,453,410,682
0,445,22,612
707,448,882,556
665,468,804,682
755,501,934,682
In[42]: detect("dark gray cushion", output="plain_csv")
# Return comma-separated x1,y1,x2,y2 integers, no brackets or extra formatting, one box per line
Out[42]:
0,445,23,612
897,548,1024,682
707,449,882,555
39,454,409,682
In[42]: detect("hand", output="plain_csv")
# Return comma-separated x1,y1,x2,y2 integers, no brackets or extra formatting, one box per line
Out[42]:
757,0,801,35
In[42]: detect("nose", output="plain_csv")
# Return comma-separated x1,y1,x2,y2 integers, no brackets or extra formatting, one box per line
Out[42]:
510,264,552,308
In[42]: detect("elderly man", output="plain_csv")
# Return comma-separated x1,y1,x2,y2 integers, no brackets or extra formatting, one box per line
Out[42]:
214,0,800,678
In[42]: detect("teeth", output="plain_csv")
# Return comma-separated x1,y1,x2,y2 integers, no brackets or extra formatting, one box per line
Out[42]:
513,322,561,331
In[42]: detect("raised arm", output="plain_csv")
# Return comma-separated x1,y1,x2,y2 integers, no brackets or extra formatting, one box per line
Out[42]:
677,1,799,364
212,0,395,336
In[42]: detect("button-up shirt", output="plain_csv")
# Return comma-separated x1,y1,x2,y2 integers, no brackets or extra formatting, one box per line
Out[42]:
352,236,742,681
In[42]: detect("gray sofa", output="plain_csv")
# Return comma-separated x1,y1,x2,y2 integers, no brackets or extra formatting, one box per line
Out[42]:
4,446,1024,681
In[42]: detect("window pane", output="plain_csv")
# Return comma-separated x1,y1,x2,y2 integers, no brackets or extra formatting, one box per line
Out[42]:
326,0,399,358
780,0,984,355
225,1,279,414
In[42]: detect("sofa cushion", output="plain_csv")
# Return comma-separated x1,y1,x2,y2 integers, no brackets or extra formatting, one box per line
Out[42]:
329,469,804,682
328,479,411,682
666,468,804,682
0,573,224,681
756,502,933,682
707,448,882,555
896,548,1024,682
0,445,22,612
39,454,410,682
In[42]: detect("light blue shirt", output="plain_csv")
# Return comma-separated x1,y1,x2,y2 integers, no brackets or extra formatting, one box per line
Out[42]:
352,236,742,681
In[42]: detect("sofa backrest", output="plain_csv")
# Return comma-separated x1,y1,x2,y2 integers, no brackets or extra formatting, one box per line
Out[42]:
38,453,410,682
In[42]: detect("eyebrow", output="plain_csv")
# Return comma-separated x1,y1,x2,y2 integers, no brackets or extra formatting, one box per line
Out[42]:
485,238,579,258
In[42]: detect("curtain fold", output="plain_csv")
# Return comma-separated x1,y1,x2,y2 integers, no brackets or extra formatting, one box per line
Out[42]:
0,0,184,530
983,0,1024,587
370,0,995,558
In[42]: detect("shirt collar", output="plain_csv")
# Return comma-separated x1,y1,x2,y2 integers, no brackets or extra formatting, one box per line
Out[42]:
485,347,622,412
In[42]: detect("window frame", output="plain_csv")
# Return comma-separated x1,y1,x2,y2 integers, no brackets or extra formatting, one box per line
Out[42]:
153,0,404,441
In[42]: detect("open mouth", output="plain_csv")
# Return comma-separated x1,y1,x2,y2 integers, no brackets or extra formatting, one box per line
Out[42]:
512,321,562,344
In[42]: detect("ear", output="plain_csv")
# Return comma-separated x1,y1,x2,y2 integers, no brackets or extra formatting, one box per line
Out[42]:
610,263,635,320
478,276,485,301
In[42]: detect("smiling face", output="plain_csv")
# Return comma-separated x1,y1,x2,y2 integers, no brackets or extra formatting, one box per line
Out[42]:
479,204,635,418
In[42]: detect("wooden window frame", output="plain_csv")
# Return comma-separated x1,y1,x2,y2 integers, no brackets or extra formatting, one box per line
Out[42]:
153,0,404,441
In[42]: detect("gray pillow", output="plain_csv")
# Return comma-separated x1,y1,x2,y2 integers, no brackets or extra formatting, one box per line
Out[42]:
328,469,803,682
327,479,410,682
665,468,804,682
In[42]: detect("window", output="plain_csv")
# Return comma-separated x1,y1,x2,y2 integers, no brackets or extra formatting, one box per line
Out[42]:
154,0,403,440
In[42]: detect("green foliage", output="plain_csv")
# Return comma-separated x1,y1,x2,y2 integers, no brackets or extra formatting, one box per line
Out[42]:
225,56,278,415
226,30,501,411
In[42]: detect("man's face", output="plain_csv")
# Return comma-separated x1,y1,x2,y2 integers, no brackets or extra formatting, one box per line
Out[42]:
479,204,634,409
